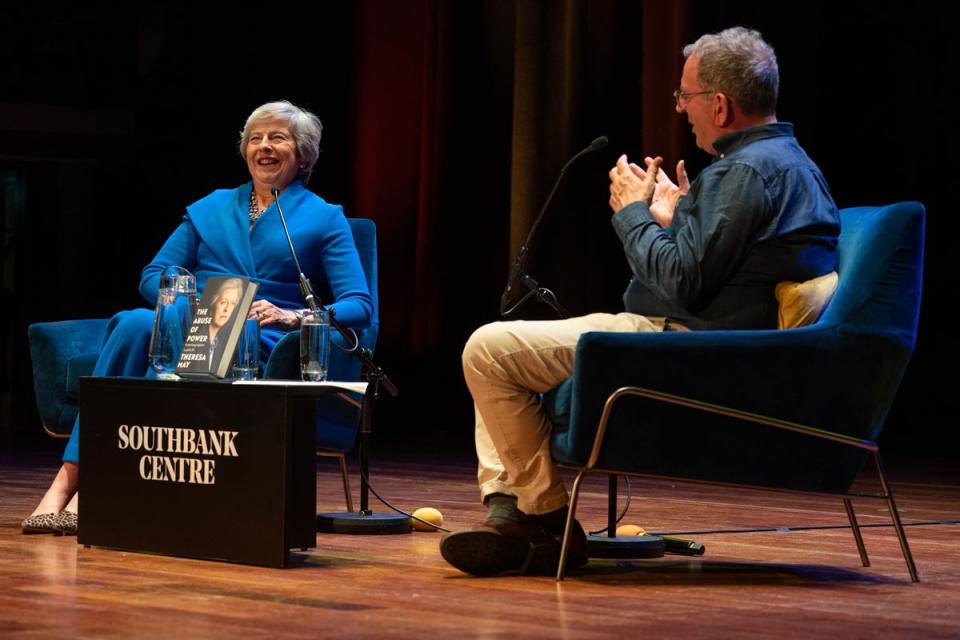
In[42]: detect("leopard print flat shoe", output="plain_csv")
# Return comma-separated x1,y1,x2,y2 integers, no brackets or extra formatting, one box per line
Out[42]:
21,513,59,534
52,510,78,536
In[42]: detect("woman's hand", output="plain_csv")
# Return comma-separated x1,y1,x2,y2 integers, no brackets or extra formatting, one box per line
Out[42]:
249,299,299,329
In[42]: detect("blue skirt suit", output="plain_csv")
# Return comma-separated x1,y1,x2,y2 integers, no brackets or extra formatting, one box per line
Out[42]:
62,180,373,462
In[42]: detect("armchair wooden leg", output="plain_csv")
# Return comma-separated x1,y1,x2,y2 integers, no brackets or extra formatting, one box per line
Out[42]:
842,497,870,567
316,451,355,513
557,469,589,581
873,452,919,582
338,454,354,513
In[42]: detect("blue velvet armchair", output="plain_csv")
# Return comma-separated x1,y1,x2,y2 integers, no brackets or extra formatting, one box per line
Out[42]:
544,202,925,581
28,218,380,511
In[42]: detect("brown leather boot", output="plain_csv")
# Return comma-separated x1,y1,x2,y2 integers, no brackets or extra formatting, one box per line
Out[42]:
439,496,587,576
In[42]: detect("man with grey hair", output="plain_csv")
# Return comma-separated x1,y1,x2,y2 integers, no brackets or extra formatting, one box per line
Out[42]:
441,27,840,577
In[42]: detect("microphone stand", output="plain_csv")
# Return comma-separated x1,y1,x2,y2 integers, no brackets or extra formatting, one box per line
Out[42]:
272,188,408,535
500,136,607,319
497,143,703,559
501,250,571,319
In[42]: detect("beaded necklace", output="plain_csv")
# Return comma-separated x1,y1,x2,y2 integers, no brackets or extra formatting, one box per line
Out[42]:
248,190,265,228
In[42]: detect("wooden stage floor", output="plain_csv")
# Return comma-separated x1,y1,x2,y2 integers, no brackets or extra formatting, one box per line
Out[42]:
2,451,958,638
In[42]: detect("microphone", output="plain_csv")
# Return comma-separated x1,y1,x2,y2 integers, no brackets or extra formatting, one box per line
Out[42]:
272,186,319,312
499,136,608,316
564,135,608,167
661,536,706,556
272,187,398,397
273,189,402,536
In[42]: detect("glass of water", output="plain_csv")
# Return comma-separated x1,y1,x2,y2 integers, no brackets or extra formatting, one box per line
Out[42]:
300,309,330,382
233,317,260,380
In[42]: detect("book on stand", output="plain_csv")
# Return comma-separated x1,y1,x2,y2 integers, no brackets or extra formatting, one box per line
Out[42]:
176,276,258,379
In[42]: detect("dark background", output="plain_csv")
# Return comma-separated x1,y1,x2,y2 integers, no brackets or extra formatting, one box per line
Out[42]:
2,1,955,460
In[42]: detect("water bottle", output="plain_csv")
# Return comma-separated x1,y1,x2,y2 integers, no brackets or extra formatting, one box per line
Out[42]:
148,266,197,379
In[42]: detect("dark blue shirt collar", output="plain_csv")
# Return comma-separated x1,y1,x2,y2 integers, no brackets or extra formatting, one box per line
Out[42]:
713,122,794,158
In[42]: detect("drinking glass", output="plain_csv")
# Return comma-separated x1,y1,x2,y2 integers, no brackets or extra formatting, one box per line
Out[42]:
300,309,330,382
233,317,260,380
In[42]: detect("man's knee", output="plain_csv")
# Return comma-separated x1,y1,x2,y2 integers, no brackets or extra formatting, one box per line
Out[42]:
462,321,512,373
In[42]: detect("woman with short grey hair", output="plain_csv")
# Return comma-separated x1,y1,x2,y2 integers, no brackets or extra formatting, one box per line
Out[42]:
22,100,373,535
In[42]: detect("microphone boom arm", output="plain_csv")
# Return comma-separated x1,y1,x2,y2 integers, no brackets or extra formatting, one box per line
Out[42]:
272,187,397,397
499,136,607,318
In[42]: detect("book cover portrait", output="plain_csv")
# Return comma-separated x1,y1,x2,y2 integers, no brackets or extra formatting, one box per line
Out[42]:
177,276,259,379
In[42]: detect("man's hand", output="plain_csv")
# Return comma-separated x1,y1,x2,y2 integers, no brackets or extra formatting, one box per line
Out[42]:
628,158,689,228
609,154,662,215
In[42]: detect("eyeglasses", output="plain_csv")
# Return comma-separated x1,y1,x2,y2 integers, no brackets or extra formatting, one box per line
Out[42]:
673,89,715,107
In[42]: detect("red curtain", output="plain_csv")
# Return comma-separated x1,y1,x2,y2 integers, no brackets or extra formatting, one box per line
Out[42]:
349,0,446,356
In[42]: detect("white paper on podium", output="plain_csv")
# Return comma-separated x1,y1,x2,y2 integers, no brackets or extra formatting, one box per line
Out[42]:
232,380,368,394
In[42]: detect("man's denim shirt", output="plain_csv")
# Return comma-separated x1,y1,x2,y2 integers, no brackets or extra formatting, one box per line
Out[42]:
613,122,840,330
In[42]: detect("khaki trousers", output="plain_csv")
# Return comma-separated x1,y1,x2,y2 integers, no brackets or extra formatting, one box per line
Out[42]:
462,312,665,515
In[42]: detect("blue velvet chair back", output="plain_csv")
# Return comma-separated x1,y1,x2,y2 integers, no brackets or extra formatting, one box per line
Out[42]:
818,202,925,440
822,203,924,343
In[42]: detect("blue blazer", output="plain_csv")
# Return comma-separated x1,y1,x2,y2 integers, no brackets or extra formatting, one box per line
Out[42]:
140,180,373,351
60,181,373,464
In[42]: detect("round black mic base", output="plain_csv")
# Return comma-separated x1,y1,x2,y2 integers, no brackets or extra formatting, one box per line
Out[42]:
586,533,665,558
316,511,413,535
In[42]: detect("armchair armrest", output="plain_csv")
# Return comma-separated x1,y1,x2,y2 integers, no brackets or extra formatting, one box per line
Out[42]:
263,328,376,381
568,325,908,441
262,326,376,452
28,319,110,435
583,385,879,468
548,325,908,492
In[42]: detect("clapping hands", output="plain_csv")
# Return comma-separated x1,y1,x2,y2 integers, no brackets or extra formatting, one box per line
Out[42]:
609,155,689,228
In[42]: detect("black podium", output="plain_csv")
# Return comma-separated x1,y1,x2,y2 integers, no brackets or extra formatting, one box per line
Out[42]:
77,377,362,567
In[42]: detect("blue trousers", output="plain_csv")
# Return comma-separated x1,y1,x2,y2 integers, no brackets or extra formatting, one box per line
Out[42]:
62,309,155,463
62,308,279,463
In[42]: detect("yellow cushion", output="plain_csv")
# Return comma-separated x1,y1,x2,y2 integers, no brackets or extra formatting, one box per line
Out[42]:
775,271,839,329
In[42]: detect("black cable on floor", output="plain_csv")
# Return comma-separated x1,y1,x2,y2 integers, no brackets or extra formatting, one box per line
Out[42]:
354,441,452,533
655,519,959,536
